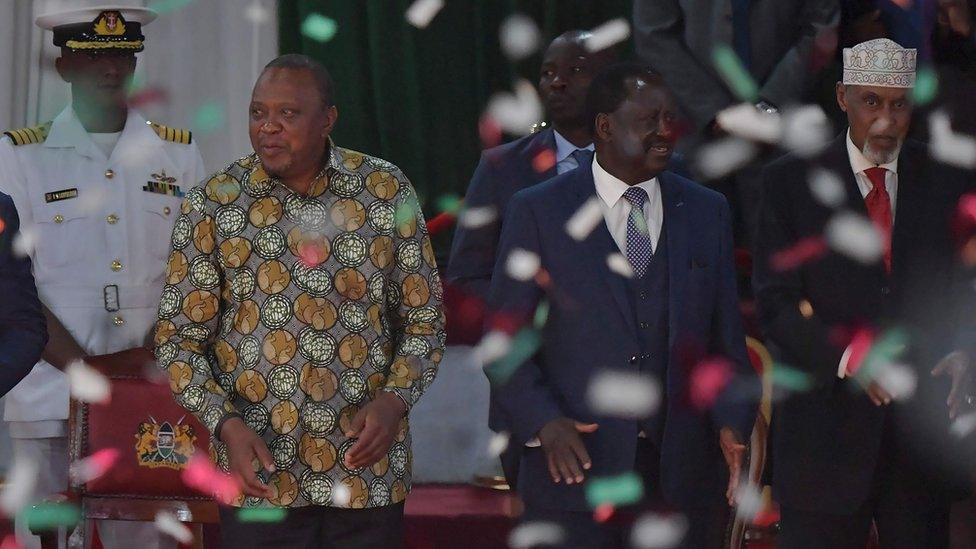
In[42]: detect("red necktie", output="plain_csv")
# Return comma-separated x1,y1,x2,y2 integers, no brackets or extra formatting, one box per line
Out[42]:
864,167,892,273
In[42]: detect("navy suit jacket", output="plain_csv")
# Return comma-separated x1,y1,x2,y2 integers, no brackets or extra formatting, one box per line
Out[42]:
0,192,47,397
487,164,758,512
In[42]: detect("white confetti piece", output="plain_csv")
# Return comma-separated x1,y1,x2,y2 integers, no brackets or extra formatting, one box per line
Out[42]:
630,512,688,549
499,13,541,60
824,211,883,264
333,483,351,507
565,197,604,241
782,105,832,157
405,0,444,29
929,110,976,169
874,362,917,401
509,522,566,549
486,79,544,136
66,359,111,404
808,168,846,208
0,456,39,516
715,103,782,143
734,482,764,521
458,205,497,229
77,187,111,215
243,0,270,23
584,18,631,52
473,330,512,366
950,412,976,438
12,228,35,258
586,370,661,419
506,248,540,281
488,431,510,457
695,137,758,180
607,253,634,278
155,511,193,544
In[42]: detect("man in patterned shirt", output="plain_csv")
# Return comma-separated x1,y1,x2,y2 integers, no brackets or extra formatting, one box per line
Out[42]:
154,54,445,547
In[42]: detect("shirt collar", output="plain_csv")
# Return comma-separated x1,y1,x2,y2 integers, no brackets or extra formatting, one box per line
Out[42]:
250,137,356,192
845,128,899,177
44,106,158,156
592,153,659,208
553,129,594,164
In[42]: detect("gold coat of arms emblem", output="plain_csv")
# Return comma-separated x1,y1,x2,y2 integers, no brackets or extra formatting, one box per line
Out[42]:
134,415,196,470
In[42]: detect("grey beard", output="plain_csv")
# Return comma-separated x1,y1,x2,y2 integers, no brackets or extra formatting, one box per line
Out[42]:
862,139,901,165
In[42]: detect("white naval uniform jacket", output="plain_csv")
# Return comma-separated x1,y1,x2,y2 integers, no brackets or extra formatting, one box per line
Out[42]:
0,106,205,436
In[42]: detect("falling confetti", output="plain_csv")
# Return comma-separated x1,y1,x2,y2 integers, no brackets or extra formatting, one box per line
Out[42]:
301,13,339,43
855,328,908,382
405,0,444,29
712,45,759,103
238,507,288,522
586,370,661,419
486,79,544,136
689,358,733,410
607,252,635,278
585,19,631,52
695,137,758,180
770,363,813,392
478,114,503,149
243,0,271,24
630,512,689,549
715,103,782,143
825,211,884,264
66,360,110,404
128,87,169,110
192,101,226,134
782,105,832,157
565,197,605,241
435,194,463,216
22,503,81,532
155,511,193,544
182,454,241,505
12,228,36,258
873,362,917,400
734,483,764,521
929,110,976,169
770,236,827,272
593,503,616,523
533,300,550,329
509,522,566,549
532,149,556,173
0,535,18,549
585,472,644,508
838,327,876,378
808,168,846,208
0,218,5,235
425,211,456,236
0,457,39,516
69,448,120,485
505,248,541,281
911,67,939,106
472,330,512,366
458,205,497,229
485,328,541,385
950,411,976,438
333,483,351,507
147,0,194,14
500,14,541,60
488,431,510,457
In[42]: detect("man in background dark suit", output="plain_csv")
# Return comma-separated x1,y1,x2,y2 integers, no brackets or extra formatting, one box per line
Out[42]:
488,63,758,548
0,191,47,397
753,38,975,548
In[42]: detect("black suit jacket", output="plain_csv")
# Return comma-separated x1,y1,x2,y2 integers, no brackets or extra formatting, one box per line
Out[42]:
753,134,975,513
0,192,47,397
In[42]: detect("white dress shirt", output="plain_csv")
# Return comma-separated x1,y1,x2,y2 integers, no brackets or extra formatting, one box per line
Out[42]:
592,153,664,255
837,128,900,379
553,130,594,175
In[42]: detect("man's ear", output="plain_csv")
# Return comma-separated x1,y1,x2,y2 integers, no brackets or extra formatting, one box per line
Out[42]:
835,82,848,113
323,105,338,137
594,113,611,142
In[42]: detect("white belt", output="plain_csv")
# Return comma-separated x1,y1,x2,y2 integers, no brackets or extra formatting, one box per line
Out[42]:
39,284,162,311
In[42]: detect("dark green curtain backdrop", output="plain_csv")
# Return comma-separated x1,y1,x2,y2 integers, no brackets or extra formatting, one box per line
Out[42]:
278,1,633,219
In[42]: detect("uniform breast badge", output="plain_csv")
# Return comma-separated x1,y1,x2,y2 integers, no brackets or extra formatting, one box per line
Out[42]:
143,170,184,197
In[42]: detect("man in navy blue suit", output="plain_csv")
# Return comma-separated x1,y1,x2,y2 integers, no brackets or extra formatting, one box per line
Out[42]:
487,63,759,548
0,191,47,397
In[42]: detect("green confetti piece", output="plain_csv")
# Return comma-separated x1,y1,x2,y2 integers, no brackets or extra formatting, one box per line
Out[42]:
237,507,288,523
126,72,147,95
712,45,759,103
911,68,939,106
193,101,226,133
436,194,462,215
301,14,339,43
485,328,540,385
585,472,644,508
147,0,195,14
395,199,419,227
22,503,81,531
533,300,549,329
771,363,813,391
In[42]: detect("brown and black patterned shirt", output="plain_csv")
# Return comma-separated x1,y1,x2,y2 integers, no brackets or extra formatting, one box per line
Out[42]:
154,142,445,509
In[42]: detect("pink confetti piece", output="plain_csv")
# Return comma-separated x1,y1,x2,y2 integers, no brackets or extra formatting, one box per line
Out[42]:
689,357,733,411
839,327,875,377
70,448,120,485
770,236,827,272
532,149,556,173
479,114,502,149
593,503,616,523
0,535,21,549
181,455,241,505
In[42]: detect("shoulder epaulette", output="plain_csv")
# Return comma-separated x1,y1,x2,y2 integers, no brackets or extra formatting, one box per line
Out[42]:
3,121,52,146
147,121,193,145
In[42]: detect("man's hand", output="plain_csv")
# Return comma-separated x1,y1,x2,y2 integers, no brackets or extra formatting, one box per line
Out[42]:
344,392,407,469
219,416,275,498
719,427,746,506
939,0,973,38
537,418,598,485
866,381,893,407
932,350,974,419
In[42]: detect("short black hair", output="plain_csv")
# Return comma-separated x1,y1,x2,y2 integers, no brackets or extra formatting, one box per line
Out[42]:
263,54,336,107
585,62,665,135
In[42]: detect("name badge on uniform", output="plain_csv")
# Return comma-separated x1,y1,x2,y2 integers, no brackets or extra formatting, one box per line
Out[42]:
143,170,184,197
44,188,78,203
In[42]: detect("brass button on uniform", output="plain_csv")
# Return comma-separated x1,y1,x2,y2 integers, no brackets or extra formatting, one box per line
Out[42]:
113,315,124,326
105,169,115,179
111,259,123,272
53,214,64,224
163,206,171,215
106,214,119,224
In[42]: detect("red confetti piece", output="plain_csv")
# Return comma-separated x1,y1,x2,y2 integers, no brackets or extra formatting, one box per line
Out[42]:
181,454,241,505
593,503,615,523
770,236,828,272
128,87,169,109
425,211,457,236
70,448,120,484
0,535,20,549
479,114,502,149
690,357,734,411
532,149,556,173
839,326,875,377
0,218,5,235
298,242,326,268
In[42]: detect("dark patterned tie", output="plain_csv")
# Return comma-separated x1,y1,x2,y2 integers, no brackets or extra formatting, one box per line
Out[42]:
622,186,653,277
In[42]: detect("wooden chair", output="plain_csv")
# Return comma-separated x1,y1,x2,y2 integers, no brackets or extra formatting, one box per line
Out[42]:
34,348,218,549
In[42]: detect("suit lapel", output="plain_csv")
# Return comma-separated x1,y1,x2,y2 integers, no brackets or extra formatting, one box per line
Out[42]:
535,128,558,182
568,167,639,340
660,172,687,348
823,134,870,217
890,142,924,281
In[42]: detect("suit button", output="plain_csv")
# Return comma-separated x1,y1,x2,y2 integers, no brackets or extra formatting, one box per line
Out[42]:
113,315,124,326
639,292,647,300
881,286,891,296
629,355,639,365
641,354,649,360
105,169,115,179
111,259,123,272
106,214,118,224
53,214,64,224
639,322,649,329
163,206,171,215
